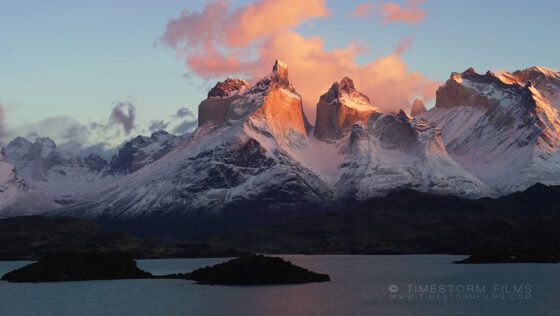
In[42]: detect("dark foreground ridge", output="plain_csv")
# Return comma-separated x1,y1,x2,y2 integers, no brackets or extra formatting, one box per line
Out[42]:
1,252,151,282
186,254,330,285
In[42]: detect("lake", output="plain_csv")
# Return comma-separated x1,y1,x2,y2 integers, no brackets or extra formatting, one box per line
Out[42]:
0,255,557,315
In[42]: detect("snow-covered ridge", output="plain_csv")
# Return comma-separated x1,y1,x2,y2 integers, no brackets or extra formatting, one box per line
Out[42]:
3,130,185,205
421,66,560,194
0,149,59,217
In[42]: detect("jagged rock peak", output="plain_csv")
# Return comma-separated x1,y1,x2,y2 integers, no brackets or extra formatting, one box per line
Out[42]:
338,77,356,93
397,109,411,122
461,67,476,76
273,59,288,79
322,77,371,105
410,99,427,116
249,60,297,94
208,78,249,98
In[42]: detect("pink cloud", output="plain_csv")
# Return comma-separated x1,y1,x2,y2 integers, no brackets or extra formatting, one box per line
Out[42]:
352,0,427,23
383,0,427,23
352,2,377,17
161,0,437,121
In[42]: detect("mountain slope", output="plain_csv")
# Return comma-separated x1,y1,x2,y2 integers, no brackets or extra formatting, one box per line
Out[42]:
332,111,492,200
419,67,560,194
4,137,118,204
0,150,59,217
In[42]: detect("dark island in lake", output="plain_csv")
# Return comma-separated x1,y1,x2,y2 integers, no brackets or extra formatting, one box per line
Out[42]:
1,252,151,282
186,254,330,285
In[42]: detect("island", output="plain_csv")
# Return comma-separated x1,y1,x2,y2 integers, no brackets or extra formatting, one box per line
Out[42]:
186,254,330,285
1,252,152,282
1,252,330,285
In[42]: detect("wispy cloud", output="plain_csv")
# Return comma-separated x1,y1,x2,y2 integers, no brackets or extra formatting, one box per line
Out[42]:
148,120,170,132
174,107,195,118
352,0,427,24
173,119,198,135
109,101,136,135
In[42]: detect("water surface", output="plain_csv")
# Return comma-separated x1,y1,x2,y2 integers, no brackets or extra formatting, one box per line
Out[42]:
0,255,556,316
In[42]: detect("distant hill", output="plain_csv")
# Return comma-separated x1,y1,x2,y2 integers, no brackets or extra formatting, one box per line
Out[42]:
0,216,242,260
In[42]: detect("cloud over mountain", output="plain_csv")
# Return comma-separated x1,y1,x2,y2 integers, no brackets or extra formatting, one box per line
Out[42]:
110,102,136,135
161,0,437,120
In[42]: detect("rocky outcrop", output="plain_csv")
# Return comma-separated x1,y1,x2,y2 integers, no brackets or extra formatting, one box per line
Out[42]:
314,77,378,141
198,79,250,127
208,78,249,98
84,154,108,172
410,99,427,116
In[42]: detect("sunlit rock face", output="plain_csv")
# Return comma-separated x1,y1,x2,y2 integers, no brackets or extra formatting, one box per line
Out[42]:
498,66,560,109
435,68,505,109
248,60,310,145
314,77,378,141
410,99,427,116
198,78,250,127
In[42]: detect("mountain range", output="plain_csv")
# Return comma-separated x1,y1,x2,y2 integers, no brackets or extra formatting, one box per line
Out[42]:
2,61,560,238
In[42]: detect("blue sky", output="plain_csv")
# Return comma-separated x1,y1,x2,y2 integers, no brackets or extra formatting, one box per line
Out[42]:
1,0,559,142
